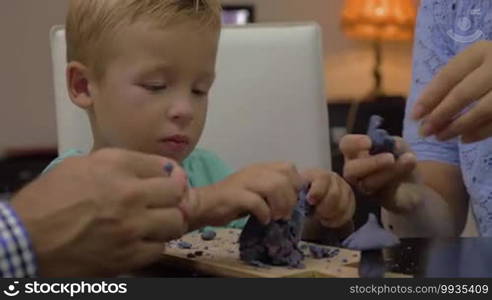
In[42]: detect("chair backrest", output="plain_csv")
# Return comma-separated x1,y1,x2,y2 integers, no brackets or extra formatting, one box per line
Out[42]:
50,23,331,171
50,25,93,154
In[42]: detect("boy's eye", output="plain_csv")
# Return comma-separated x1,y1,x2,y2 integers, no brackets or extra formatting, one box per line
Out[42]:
192,89,208,96
142,84,167,92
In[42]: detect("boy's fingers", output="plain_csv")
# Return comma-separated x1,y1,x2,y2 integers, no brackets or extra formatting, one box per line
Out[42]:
241,191,271,225
250,168,301,220
319,185,355,228
273,162,305,191
339,135,372,159
305,172,330,205
315,179,342,219
252,174,290,220
323,201,355,228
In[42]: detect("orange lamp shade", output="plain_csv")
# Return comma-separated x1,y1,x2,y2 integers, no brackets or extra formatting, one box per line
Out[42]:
341,0,417,41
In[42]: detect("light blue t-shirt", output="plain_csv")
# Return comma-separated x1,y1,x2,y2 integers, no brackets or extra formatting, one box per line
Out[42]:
43,148,247,230
404,0,492,236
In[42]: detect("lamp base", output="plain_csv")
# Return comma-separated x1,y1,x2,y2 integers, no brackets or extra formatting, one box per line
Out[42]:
347,40,385,132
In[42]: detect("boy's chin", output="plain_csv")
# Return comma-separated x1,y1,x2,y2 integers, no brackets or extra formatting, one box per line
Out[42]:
154,149,188,164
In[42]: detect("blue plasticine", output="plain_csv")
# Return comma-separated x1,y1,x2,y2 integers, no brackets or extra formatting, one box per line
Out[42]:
201,230,217,241
163,162,174,176
308,245,340,259
177,241,192,249
238,184,312,268
367,115,397,156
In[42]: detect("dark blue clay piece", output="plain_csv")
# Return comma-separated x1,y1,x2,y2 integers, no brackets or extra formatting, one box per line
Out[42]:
201,230,217,241
177,241,192,249
367,115,397,156
239,185,312,268
308,245,340,259
163,162,174,176
248,260,270,269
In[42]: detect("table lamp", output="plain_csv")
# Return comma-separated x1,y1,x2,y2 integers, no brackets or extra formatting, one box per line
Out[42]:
341,0,417,131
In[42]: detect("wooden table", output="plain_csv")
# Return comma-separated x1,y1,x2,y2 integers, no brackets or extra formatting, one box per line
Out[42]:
137,230,492,278
155,229,410,278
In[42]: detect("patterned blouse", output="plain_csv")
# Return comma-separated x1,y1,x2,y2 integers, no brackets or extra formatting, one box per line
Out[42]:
404,0,492,236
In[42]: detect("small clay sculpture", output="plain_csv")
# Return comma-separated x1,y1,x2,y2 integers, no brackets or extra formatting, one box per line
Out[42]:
239,185,311,268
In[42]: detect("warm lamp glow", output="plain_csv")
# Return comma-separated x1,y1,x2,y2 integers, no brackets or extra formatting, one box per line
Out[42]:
341,0,417,41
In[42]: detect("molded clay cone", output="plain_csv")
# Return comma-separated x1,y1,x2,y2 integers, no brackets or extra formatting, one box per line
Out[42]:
342,213,400,251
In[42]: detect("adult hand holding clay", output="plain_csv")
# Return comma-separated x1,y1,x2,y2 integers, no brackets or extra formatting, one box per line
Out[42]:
4,149,188,277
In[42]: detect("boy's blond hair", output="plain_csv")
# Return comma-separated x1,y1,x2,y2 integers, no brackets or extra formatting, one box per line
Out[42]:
66,0,222,79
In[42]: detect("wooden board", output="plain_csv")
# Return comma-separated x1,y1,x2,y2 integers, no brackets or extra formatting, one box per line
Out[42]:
161,229,410,278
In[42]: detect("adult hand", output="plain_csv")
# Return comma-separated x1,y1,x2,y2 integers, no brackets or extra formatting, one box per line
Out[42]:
11,148,188,277
412,41,492,143
340,134,419,213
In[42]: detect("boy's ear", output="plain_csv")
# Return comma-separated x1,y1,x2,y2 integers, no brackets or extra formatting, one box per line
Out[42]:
66,62,96,109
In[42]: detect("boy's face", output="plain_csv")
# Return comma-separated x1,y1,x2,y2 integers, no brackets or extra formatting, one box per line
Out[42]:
88,20,219,163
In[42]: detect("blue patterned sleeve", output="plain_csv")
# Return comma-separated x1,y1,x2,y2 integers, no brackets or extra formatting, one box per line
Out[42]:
403,1,460,166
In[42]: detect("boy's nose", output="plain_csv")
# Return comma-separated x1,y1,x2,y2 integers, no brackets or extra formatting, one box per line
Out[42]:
167,98,194,125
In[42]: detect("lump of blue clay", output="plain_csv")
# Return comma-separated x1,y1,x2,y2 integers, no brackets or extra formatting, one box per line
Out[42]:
367,115,396,156
249,260,270,269
342,214,399,251
177,241,192,249
239,185,311,268
201,230,217,241
308,245,325,259
308,245,340,259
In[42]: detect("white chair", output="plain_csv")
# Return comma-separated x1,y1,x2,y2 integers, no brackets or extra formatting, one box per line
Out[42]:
50,23,331,171
50,25,93,155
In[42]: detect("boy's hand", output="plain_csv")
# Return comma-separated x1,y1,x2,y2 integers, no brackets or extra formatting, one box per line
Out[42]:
184,162,304,229
412,41,492,143
302,169,355,228
340,134,419,213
